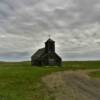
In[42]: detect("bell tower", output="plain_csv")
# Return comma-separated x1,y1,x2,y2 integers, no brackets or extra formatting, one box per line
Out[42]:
45,38,55,53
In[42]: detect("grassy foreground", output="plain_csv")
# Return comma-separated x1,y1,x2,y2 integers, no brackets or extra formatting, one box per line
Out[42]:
0,61,100,100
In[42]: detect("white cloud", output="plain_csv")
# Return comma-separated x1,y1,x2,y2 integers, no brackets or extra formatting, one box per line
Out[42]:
0,0,100,61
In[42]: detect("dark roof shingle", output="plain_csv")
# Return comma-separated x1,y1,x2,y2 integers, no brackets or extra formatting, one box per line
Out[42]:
31,48,45,60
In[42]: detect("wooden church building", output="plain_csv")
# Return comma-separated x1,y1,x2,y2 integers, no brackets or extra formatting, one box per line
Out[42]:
31,38,62,66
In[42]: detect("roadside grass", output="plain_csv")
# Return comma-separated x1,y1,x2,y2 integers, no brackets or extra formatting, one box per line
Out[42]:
89,71,100,78
0,61,100,100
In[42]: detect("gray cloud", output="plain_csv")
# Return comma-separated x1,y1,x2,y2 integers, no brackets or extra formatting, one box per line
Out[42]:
0,0,100,61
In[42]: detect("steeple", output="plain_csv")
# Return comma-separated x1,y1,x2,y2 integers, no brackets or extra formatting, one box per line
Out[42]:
45,38,55,53
48,34,51,39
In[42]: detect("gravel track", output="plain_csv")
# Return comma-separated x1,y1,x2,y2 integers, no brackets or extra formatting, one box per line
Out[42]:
42,71,100,100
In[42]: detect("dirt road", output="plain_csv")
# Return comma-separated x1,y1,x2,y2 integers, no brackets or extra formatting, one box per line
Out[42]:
42,70,100,100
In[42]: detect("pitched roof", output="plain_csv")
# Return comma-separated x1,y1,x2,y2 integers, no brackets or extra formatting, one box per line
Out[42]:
31,48,45,60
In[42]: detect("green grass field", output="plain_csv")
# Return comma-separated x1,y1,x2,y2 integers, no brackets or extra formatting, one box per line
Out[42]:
0,61,100,100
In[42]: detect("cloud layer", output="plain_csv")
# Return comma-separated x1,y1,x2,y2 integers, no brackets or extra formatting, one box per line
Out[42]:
0,0,100,61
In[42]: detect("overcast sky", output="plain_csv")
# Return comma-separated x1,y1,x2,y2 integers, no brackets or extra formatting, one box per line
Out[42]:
0,0,100,61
